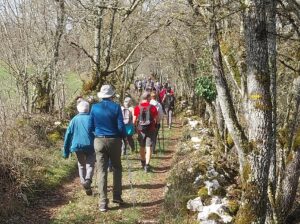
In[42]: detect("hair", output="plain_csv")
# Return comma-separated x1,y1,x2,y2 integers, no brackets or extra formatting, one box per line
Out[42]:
150,92,157,99
141,92,150,100
77,101,90,113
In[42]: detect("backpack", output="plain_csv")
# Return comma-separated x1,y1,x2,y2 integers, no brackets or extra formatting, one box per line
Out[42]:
138,105,153,131
122,107,133,125
137,81,142,89
164,94,175,109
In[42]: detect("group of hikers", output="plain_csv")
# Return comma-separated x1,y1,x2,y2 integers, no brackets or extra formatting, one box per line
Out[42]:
62,80,175,212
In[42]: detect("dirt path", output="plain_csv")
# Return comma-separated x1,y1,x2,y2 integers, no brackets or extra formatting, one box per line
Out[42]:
15,121,182,224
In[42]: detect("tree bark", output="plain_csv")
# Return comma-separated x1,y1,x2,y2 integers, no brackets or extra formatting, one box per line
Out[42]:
235,0,273,222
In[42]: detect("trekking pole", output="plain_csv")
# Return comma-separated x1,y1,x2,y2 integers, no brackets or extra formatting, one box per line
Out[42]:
162,116,165,152
124,140,136,207
157,130,161,153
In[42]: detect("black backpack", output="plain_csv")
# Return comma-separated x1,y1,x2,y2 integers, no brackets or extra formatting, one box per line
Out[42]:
165,94,175,109
138,105,153,131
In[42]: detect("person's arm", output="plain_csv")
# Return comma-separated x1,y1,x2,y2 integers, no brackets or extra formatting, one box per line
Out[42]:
63,119,74,158
151,106,158,124
117,105,126,137
88,106,95,133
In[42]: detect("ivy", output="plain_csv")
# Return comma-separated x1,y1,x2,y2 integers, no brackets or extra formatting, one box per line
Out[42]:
195,76,217,102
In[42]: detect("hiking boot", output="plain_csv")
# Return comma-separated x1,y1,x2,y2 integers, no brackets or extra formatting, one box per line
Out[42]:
141,160,146,168
108,166,113,172
112,197,125,205
99,203,108,212
85,188,93,196
144,164,151,173
83,179,92,190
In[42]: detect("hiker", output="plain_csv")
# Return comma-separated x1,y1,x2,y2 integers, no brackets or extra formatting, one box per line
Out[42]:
121,97,135,154
88,84,126,212
150,92,164,154
133,92,158,172
63,100,95,196
162,87,175,129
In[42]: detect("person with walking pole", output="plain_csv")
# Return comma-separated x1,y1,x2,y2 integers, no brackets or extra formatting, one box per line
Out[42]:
88,85,126,212
133,92,158,172
162,86,175,129
150,92,164,154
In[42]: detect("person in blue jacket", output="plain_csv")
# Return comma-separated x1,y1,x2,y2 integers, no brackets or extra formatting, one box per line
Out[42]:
89,84,126,212
63,100,95,195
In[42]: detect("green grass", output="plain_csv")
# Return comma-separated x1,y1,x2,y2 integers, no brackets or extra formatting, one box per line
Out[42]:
42,150,77,189
64,72,83,101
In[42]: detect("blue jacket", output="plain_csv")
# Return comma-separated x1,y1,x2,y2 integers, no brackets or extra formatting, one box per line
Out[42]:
63,113,94,158
88,99,126,138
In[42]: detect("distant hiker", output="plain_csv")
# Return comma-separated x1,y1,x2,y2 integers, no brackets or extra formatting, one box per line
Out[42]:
162,87,175,129
133,92,158,172
121,97,135,154
88,85,126,212
150,92,164,154
63,100,95,196
137,80,143,94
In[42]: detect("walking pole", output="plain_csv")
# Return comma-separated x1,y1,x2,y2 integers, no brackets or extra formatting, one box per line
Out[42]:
157,130,161,153
162,116,165,152
124,140,136,207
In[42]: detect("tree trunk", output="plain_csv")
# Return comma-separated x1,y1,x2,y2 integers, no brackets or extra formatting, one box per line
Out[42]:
266,0,278,222
210,22,248,174
235,0,273,222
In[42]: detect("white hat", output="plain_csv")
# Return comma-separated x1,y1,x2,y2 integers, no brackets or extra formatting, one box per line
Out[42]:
77,101,89,113
97,85,115,99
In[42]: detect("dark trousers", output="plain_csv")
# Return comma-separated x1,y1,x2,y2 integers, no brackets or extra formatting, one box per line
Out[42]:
94,137,122,205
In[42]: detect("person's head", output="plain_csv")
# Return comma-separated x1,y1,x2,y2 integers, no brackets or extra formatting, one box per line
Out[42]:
76,95,84,104
140,92,150,102
163,83,168,88
77,100,89,113
123,97,132,108
97,84,115,100
150,92,157,100
167,86,172,93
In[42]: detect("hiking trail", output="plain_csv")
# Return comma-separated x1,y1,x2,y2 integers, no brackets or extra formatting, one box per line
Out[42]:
20,120,182,224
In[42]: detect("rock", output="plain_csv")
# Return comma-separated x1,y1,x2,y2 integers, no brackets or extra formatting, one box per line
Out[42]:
193,175,203,185
187,197,203,212
205,179,220,195
187,167,193,173
186,109,194,116
193,144,201,149
191,136,202,143
188,119,199,129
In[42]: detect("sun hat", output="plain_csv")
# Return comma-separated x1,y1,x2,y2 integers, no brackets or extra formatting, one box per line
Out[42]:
97,85,115,99
77,100,89,113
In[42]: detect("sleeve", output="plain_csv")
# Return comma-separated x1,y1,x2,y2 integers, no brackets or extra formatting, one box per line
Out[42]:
88,106,95,133
151,105,158,119
117,105,126,137
134,106,140,117
63,119,74,158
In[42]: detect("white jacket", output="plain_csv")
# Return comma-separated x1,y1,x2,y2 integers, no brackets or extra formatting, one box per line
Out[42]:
150,99,164,123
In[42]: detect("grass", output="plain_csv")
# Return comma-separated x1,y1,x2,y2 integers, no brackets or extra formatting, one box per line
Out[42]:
64,72,83,101
42,150,77,189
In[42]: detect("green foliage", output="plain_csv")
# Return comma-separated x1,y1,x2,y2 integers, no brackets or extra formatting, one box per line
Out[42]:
195,76,217,102
227,200,239,215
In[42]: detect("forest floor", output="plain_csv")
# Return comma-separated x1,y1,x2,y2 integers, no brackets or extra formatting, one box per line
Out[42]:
17,120,182,224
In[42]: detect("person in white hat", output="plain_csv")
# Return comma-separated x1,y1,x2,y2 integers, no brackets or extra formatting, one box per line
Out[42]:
63,100,95,196
89,85,126,212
